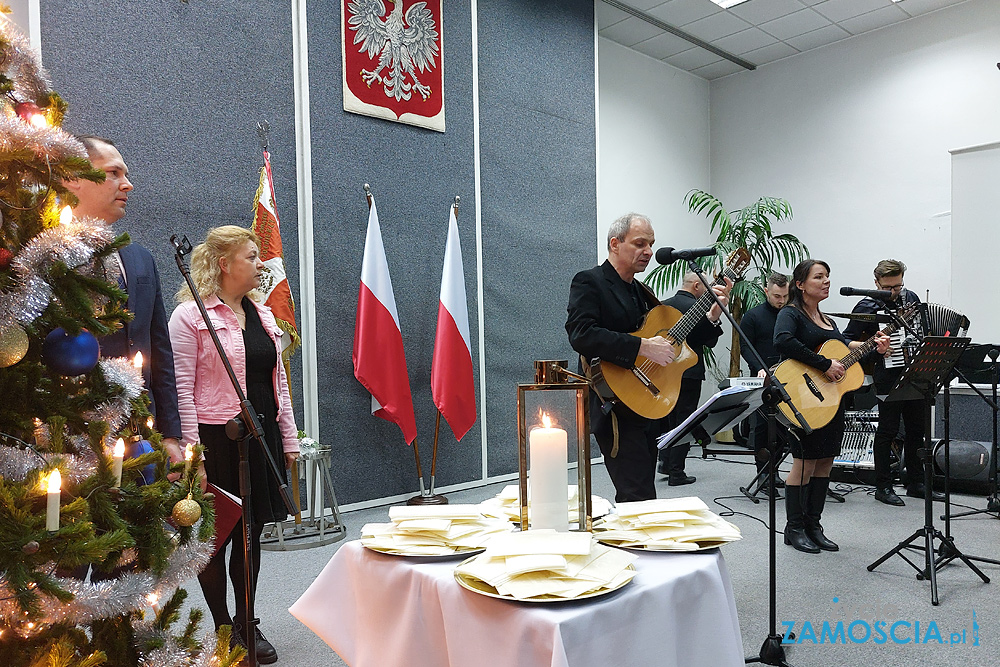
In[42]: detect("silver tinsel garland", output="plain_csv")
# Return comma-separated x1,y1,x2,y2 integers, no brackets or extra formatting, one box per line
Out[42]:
0,17,51,102
0,217,119,332
0,527,213,629
0,112,89,163
136,628,228,667
84,356,146,439
0,442,97,484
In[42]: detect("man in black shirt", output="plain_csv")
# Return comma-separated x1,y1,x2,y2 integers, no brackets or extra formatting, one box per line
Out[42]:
739,271,789,486
843,259,943,506
656,271,726,486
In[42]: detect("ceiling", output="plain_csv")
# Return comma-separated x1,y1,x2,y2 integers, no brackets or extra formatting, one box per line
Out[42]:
598,0,970,80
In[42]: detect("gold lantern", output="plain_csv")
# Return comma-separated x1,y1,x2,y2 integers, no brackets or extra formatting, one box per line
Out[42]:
516,360,592,532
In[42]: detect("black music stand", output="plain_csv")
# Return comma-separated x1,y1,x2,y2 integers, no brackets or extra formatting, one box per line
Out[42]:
657,386,764,453
867,336,989,605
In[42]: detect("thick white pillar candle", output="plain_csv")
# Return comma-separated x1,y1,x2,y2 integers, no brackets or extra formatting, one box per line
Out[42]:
529,414,568,531
112,438,125,488
46,469,61,531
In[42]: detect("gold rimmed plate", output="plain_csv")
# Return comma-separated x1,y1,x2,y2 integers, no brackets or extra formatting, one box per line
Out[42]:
361,542,486,561
453,555,636,603
595,538,730,552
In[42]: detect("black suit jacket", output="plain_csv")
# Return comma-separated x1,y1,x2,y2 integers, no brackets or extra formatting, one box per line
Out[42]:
662,289,723,381
101,243,182,440
566,261,660,429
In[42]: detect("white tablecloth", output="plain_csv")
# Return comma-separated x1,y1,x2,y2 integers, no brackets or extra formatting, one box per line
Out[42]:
290,540,743,667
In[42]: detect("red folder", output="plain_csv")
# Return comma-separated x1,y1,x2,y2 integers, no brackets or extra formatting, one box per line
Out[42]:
207,483,243,557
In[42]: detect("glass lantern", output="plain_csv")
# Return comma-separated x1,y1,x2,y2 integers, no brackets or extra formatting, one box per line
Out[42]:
516,360,592,532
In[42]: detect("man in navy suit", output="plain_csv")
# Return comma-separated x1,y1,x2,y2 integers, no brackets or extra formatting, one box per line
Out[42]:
65,136,184,467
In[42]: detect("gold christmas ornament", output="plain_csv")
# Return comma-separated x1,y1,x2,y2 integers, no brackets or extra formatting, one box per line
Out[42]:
171,494,201,527
0,324,29,367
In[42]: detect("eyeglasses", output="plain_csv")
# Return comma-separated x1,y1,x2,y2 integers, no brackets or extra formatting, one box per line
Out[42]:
878,282,904,292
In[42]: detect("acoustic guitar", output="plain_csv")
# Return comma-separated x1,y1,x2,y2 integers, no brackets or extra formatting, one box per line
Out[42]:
773,303,918,430
590,249,751,419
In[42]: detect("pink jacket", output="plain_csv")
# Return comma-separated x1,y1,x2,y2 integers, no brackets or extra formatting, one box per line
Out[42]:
168,295,298,452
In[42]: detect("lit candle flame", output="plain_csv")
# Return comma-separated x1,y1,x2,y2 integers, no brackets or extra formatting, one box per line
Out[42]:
146,417,154,429
133,351,143,369
59,205,73,225
184,444,194,462
541,412,553,429
47,469,61,493
113,438,125,457
28,113,47,128
146,593,159,606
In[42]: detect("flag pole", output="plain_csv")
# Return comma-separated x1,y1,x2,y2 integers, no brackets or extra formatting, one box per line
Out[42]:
410,196,461,507
363,185,430,504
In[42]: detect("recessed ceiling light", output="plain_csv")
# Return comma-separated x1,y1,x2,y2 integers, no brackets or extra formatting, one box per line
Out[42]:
710,0,752,7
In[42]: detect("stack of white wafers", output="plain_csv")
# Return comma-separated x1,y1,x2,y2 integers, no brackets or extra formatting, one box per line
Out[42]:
361,504,513,556
454,530,637,601
594,497,741,551
477,484,613,524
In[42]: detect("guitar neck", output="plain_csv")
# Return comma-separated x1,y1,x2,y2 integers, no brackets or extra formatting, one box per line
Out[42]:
667,268,737,344
840,316,904,369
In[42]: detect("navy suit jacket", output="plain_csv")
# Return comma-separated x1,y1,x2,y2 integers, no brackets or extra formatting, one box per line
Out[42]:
101,243,182,440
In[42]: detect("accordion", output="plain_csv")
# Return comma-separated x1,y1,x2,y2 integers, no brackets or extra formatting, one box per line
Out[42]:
885,303,970,369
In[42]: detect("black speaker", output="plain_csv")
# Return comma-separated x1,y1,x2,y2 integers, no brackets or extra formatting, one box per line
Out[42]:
933,440,993,493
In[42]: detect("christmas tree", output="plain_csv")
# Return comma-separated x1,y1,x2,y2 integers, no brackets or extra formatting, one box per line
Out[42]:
0,16,242,667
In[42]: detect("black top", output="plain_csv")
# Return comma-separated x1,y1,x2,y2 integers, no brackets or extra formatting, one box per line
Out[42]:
662,289,723,381
566,261,659,368
739,301,781,374
774,306,848,373
843,289,921,393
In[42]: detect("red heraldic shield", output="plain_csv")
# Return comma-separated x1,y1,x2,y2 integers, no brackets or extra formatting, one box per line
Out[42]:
342,0,445,132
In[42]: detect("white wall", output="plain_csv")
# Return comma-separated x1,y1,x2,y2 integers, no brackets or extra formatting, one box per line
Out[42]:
597,37,712,266
709,0,1000,321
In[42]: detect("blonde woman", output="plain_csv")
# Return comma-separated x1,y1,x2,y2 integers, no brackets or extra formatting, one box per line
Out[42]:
168,225,298,663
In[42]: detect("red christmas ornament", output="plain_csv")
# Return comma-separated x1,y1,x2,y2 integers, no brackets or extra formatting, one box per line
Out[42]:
14,101,42,121
0,247,13,270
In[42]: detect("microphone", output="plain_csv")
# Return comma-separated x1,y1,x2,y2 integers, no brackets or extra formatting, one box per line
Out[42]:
839,286,894,301
655,246,716,264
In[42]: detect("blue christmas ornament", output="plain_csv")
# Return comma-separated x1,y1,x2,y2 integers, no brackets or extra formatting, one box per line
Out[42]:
127,439,157,485
42,328,100,376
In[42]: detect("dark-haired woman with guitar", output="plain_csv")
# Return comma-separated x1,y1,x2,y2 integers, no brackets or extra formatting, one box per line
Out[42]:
774,259,890,554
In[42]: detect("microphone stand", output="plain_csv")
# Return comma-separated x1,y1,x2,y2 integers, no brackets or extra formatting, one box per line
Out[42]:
171,235,297,666
687,261,811,667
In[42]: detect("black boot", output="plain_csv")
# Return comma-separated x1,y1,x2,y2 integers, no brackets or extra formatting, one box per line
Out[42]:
804,477,839,551
784,484,820,553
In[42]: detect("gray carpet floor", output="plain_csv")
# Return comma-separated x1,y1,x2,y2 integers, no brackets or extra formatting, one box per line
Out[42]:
181,450,1000,666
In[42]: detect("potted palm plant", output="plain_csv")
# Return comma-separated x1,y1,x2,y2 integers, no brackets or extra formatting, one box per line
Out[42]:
645,189,810,377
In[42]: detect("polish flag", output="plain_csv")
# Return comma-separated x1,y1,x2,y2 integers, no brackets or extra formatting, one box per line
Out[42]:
431,204,476,441
353,199,417,444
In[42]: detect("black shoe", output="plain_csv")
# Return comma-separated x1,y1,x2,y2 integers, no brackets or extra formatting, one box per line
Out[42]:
254,628,277,665
774,477,786,489
906,484,945,501
668,474,696,486
784,526,821,554
875,487,905,506
656,460,669,476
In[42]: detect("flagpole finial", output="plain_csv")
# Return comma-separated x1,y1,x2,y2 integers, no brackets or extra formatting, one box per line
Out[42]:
363,183,371,194
255,121,270,151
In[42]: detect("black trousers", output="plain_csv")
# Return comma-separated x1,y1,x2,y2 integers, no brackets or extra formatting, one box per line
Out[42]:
874,397,927,489
657,377,702,476
594,415,659,503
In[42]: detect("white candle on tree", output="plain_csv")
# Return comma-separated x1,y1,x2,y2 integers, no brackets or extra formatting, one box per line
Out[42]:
184,443,194,476
46,469,61,531
529,412,568,531
112,439,125,488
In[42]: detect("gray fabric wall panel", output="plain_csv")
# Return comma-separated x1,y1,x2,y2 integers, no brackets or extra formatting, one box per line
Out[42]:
477,0,597,475
38,0,598,504
39,3,304,417
307,2,480,503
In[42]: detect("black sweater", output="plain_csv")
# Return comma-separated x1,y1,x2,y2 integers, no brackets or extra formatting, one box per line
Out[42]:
774,306,849,373
739,301,781,374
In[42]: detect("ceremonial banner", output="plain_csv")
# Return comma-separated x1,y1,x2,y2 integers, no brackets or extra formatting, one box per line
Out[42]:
431,203,476,441
353,199,418,444
251,151,300,364
342,0,445,132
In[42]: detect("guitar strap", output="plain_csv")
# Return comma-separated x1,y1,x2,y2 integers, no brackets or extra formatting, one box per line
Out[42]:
580,355,620,458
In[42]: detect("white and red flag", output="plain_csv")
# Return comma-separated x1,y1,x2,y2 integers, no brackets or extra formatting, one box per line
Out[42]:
251,150,300,362
353,198,418,444
431,203,476,441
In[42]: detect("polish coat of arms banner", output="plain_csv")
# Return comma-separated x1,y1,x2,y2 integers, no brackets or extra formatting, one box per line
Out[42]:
342,0,445,132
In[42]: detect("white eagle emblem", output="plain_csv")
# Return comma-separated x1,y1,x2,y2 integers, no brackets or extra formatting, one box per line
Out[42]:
347,0,440,102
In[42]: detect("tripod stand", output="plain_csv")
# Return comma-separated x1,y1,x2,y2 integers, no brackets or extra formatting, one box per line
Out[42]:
867,336,989,605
